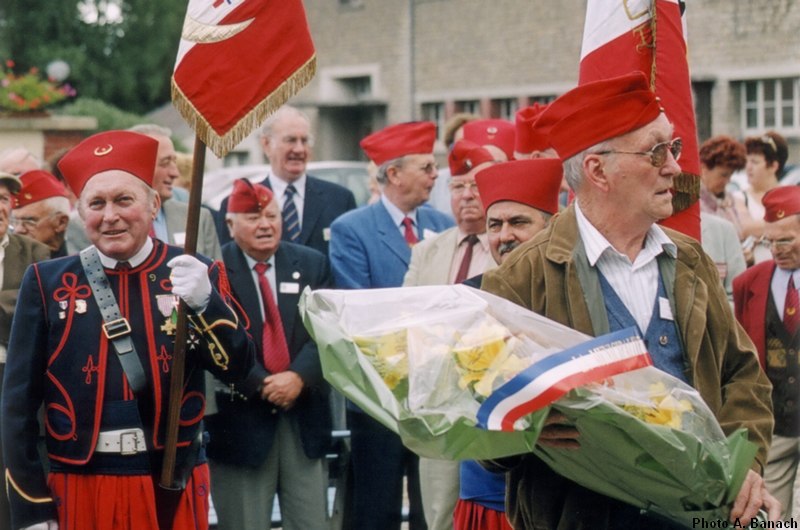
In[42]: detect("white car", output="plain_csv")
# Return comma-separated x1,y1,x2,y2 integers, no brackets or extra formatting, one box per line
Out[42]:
201,161,371,210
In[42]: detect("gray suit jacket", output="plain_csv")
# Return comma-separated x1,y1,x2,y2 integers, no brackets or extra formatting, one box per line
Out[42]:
0,233,51,348
163,199,222,261
66,201,222,261
403,226,495,286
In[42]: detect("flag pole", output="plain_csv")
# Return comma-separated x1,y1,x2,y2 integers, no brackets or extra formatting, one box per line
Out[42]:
160,135,206,489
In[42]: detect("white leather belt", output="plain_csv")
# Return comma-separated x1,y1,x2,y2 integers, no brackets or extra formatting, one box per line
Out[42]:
95,428,147,455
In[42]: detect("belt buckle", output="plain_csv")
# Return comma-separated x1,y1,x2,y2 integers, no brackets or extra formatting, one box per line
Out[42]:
119,430,141,455
103,318,131,340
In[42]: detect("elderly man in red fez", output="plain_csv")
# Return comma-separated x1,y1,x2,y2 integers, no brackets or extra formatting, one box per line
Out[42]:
451,158,563,530
482,71,778,529
734,186,800,519
13,170,71,257
206,179,332,530
330,121,453,530
402,139,497,530
1,130,256,530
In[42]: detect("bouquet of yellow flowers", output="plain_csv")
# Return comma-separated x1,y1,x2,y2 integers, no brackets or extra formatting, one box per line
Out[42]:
301,285,757,526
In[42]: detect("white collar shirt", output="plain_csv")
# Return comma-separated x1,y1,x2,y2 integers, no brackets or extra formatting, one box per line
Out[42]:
575,200,677,332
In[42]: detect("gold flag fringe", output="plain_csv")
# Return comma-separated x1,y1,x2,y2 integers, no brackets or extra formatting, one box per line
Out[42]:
171,55,317,158
649,0,700,215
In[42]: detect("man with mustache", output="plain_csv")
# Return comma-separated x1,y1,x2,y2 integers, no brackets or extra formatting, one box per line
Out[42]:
454,157,563,530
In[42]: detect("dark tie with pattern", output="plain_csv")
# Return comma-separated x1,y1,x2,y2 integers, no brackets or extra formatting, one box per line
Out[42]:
785,276,799,336
253,262,291,373
282,185,301,242
454,234,479,284
402,217,418,246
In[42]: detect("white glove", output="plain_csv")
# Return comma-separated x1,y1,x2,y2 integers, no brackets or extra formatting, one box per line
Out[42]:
22,521,58,530
167,255,212,313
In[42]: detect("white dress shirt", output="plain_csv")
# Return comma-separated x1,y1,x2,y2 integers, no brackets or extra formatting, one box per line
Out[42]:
575,201,677,332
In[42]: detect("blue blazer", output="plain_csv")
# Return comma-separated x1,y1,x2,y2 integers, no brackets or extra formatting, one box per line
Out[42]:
206,241,333,467
329,201,454,289
216,174,357,256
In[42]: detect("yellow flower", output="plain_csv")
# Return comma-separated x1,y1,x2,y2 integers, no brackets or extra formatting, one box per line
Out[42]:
354,330,409,391
621,382,693,429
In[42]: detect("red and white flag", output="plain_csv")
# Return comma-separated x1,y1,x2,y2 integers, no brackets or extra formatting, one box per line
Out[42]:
580,0,701,240
171,0,316,158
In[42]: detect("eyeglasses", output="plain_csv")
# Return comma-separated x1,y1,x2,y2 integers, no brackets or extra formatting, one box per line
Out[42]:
449,181,480,195
595,137,682,168
761,236,795,249
10,216,43,229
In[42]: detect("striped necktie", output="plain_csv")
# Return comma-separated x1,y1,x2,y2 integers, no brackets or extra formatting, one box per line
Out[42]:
282,184,301,242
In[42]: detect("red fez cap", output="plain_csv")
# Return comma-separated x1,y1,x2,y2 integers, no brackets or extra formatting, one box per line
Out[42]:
360,122,436,166
58,130,159,196
448,140,495,177
227,178,274,214
475,159,563,215
515,103,549,155
17,170,68,208
462,119,515,161
762,186,800,222
548,72,663,160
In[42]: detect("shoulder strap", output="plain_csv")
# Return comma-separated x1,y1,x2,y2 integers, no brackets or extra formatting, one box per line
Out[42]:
79,247,147,394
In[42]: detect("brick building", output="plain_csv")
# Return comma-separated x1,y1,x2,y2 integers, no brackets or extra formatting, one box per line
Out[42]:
278,0,800,167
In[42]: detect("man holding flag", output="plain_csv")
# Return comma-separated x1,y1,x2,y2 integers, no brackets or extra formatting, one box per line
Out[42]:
481,72,779,529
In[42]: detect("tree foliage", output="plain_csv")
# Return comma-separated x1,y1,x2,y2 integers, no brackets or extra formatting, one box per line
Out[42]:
0,0,186,115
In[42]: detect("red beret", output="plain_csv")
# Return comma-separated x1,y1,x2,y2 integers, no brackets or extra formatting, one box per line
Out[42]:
17,170,68,208
475,159,563,215
58,130,159,196
548,72,663,160
462,119,515,161
762,186,800,222
227,178,274,214
515,103,549,155
360,122,437,166
448,140,495,177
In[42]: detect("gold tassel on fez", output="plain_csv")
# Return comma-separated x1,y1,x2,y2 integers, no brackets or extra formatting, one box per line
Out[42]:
671,171,700,213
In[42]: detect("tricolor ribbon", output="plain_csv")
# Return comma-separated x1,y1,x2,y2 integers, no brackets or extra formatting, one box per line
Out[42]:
477,327,651,432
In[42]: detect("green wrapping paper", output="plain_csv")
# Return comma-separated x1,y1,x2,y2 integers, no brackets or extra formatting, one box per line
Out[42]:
300,285,759,525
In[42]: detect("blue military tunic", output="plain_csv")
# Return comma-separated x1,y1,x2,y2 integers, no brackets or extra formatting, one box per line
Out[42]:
1,239,256,529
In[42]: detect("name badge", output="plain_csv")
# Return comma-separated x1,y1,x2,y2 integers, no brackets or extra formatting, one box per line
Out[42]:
323,227,331,241
659,297,674,321
279,282,300,294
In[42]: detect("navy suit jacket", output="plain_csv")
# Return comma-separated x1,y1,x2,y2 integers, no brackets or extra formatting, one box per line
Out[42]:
207,241,333,467
329,200,454,289
216,174,357,256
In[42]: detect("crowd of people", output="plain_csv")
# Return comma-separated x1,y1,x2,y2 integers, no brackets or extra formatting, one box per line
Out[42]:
0,70,796,530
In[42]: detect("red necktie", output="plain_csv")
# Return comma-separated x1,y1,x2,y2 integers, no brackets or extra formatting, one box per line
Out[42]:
253,262,291,373
454,234,479,284
402,217,418,246
785,276,799,336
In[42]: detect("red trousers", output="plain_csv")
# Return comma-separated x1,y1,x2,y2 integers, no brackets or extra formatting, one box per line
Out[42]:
453,498,513,530
48,464,210,530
